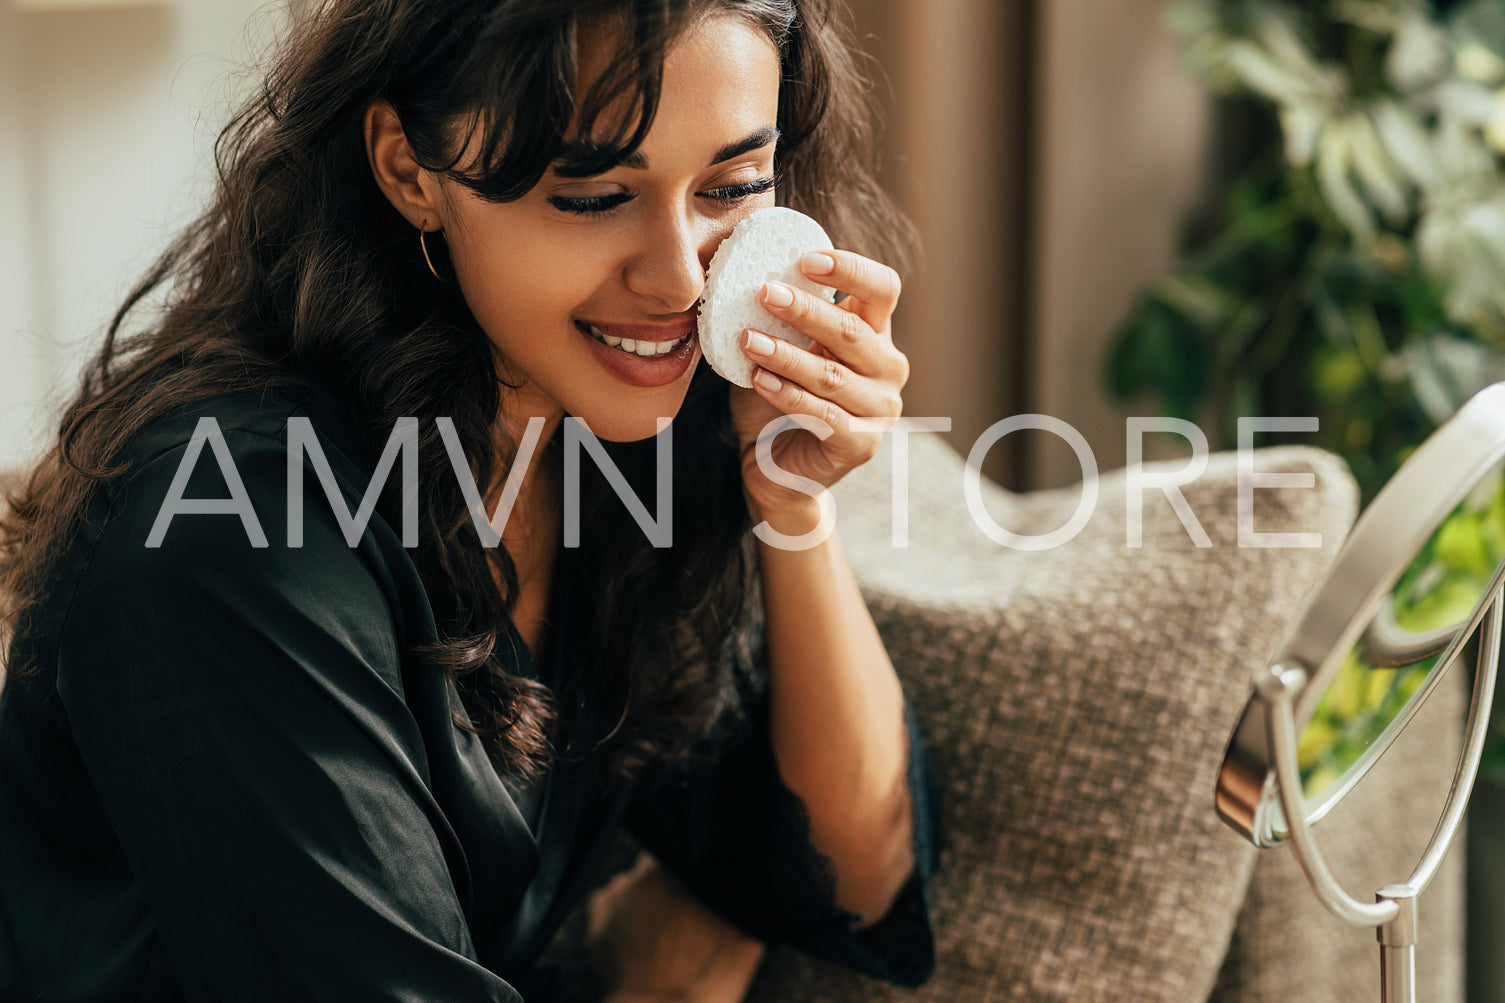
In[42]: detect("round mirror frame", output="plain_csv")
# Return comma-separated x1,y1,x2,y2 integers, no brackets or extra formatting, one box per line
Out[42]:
1217,382,1505,848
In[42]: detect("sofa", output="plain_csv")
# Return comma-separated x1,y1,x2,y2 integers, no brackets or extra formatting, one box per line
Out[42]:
543,434,1466,1002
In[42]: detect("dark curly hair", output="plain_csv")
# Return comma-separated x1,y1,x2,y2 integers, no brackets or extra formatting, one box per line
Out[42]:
0,0,913,783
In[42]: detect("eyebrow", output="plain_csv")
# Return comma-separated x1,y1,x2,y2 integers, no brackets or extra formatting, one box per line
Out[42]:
551,125,779,178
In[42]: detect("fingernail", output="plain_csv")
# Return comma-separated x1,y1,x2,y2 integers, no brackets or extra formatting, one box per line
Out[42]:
802,252,835,275
762,282,794,308
744,330,776,357
753,369,783,393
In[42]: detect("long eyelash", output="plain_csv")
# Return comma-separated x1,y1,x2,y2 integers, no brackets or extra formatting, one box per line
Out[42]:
704,175,778,201
547,192,635,216
547,174,778,217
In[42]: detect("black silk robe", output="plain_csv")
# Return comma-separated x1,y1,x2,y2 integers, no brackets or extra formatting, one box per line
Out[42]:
0,391,939,1001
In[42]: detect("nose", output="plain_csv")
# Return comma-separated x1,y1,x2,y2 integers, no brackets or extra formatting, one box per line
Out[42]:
622,208,725,314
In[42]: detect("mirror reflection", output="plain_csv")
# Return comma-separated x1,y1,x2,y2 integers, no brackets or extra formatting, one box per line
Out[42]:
1298,459,1505,804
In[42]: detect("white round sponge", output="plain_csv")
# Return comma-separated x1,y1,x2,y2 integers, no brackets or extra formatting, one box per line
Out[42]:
698,207,836,388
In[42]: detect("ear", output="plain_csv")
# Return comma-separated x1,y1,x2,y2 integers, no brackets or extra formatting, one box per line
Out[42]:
363,99,445,231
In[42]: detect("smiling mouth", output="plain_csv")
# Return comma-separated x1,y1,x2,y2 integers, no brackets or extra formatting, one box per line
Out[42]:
575,321,693,358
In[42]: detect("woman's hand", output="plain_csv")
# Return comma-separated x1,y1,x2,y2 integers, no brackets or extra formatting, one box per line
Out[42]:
728,250,909,534
587,851,766,1003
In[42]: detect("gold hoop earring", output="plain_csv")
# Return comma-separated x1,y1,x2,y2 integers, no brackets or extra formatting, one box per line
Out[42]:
419,221,444,280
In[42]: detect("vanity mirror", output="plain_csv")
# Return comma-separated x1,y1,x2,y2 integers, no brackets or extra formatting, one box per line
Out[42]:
1217,382,1505,1003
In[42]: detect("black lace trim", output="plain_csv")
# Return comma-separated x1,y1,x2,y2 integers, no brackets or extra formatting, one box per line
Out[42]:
760,698,939,987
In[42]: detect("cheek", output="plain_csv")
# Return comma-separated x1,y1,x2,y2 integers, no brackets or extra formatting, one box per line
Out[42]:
449,220,620,328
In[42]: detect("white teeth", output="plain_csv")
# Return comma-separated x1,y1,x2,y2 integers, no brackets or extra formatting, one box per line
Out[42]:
588,325,622,347
583,323,687,358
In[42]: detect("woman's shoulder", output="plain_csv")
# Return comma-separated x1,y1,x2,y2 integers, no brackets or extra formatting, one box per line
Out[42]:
111,386,369,494
10,385,431,705
89,385,407,552
45,387,421,649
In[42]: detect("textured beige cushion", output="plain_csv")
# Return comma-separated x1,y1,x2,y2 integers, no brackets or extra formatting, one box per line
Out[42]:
738,433,1464,1002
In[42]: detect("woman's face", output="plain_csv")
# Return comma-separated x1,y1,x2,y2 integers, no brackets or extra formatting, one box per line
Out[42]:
442,13,781,443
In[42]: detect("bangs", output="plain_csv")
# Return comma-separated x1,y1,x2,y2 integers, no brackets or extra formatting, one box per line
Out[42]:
438,0,689,201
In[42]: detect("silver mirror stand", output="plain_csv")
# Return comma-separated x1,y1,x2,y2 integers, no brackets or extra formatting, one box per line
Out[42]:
1255,590,1502,1003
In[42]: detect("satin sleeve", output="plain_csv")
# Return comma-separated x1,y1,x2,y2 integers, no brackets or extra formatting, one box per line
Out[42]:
622,581,941,988
54,427,523,1002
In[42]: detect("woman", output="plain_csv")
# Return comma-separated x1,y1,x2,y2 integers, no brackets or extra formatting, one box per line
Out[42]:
0,0,938,999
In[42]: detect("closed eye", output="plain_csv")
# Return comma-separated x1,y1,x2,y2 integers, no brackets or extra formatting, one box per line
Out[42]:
546,191,635,216
701,175,777,202
547,175,778,217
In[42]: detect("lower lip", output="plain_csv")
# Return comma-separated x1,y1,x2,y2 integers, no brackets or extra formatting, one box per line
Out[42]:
576,322,699,388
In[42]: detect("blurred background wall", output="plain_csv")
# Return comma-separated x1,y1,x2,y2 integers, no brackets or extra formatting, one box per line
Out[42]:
849,0,1212,489
0,0,1208,490
0,0,285,472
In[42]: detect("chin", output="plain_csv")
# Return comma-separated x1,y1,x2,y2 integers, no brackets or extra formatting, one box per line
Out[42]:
571,397,685,444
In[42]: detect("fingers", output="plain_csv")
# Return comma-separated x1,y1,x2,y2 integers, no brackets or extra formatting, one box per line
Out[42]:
759,278,907,385
743,249,907,479
798,249,901,329
742,329,902,434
